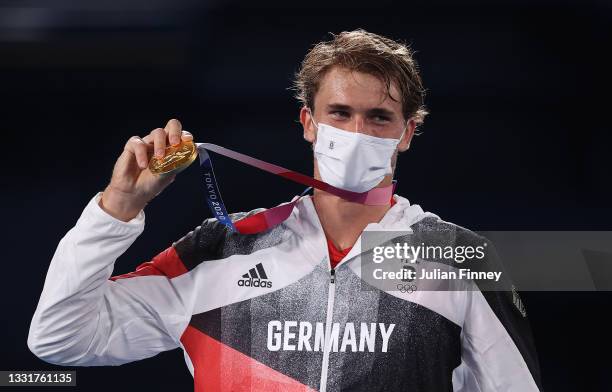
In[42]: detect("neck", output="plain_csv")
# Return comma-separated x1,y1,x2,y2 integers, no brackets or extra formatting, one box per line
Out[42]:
312,189,392,251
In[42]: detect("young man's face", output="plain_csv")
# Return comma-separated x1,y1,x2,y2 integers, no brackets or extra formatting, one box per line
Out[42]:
300,66,416,187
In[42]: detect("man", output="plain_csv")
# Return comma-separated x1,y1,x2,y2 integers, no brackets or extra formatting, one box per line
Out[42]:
28,29,542,391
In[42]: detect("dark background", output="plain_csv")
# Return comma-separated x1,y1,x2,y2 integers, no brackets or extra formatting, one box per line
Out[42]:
1,0,611,390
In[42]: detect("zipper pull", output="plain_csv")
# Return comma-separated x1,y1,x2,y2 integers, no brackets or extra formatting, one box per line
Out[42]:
330,269,335,284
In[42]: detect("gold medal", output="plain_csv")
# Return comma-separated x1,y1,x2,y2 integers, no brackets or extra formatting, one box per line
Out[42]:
148,139,198,177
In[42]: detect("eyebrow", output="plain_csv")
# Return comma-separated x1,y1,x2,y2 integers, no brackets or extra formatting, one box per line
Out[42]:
325,103,396,118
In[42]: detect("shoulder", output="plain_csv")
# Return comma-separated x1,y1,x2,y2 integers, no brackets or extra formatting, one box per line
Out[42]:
392,195,487,248
411,215,486,247
171,205,286,272
401,202,510,289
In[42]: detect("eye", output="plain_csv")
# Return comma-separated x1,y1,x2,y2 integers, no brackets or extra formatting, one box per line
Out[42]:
372,115,391,123
330,110,350,119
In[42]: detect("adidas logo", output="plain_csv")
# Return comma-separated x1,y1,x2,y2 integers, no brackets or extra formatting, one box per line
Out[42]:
237,262,273,288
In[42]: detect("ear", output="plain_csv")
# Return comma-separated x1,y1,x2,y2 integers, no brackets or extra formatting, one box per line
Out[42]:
299,106,317,143
397,118,416,152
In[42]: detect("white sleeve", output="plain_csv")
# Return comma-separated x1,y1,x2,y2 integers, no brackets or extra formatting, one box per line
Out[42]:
27,192,190,366
458,288,541,391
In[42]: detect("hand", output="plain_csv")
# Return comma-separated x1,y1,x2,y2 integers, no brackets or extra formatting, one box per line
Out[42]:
100,119,194,222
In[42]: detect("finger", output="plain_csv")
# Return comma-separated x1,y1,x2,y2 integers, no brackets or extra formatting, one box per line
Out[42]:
125,136,149,169
142,133,154,144
165,118,182,146
140,134,154,153
151,127,167,158
180,130,193,141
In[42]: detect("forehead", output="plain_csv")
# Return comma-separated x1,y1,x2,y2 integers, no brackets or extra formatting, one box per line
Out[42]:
314,66,403,114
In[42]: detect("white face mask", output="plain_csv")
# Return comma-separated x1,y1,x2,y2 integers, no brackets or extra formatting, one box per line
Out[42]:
310,113,406,193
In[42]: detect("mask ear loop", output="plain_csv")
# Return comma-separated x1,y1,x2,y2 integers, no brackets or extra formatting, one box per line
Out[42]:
398,126,407,142
301,108,317,198
307,107,320,130
399,114,418,140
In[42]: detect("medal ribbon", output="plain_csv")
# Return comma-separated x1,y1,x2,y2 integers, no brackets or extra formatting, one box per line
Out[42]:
196,142,396,234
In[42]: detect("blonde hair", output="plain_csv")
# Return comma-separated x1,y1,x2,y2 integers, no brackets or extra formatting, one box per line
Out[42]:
292,29,428,126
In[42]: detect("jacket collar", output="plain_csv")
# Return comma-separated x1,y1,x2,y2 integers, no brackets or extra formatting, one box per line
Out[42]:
287,194,437,270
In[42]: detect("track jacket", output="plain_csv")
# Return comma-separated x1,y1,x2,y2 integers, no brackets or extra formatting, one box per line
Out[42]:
28,191,542,391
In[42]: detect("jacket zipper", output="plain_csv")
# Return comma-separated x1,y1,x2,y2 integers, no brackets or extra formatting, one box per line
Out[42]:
319,268,336,392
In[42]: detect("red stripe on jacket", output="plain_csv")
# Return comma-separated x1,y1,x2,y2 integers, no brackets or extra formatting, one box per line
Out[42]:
109,246,188,281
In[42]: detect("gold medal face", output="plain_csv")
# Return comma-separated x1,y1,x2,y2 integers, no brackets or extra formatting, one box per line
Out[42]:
148,140,198,177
